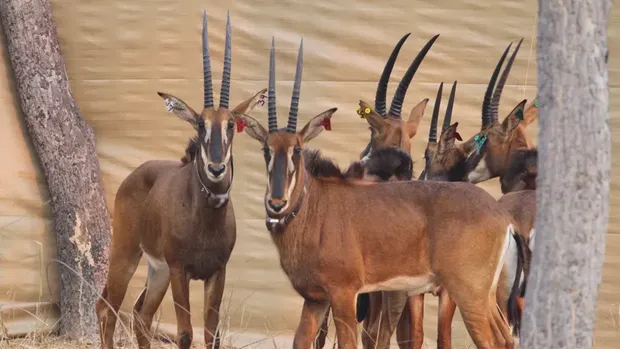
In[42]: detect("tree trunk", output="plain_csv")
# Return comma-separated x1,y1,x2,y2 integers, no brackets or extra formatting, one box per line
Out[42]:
0,0,111,342
520,0,611,348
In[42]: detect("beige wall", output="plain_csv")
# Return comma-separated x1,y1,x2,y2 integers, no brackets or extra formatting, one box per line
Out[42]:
0,0,618,347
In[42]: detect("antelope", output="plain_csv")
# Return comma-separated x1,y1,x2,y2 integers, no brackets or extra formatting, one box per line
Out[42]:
234,36,528,349
316,32,439,349
95,11,266,349
413,41,541,346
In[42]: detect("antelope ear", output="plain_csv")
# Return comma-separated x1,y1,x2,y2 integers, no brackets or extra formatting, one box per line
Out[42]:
299,108,338,143
157,92,199,128
406,98,429,138
234,113,268,144
437,122,461,153
357,100,385,131
232,88,268,115
501,99,527,134
522,97,539,127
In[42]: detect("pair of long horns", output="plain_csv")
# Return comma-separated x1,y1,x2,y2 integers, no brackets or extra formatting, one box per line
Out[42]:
268,38,303,133
375,33,440,118
428,81,457,143
202,10,232,109
481,38,524,127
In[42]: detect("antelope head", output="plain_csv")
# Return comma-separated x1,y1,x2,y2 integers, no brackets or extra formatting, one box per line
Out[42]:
421,39,533,183
357,34,439,161
156,11,266,202
234,38,337,215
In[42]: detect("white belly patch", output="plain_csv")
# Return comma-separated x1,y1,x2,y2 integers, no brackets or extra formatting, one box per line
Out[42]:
358,274,439,296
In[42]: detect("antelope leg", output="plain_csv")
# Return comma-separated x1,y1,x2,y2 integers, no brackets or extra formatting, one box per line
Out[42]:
204,268,226,349
437,289,456,349
293,298,330,349
314,308,330,349
170,266,193,349
361,292,383,349
330,290,358,349
133,260,171,349
397,293,425,349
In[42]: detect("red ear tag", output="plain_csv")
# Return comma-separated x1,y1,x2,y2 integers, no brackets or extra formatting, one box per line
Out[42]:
320,118,332,131
236,119,248,133
453,132,463,141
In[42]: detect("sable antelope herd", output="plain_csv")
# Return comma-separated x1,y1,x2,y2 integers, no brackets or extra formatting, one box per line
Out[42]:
96,9,540,349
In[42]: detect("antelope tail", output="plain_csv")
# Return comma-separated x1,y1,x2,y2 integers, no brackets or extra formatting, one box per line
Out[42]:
507,231,531,337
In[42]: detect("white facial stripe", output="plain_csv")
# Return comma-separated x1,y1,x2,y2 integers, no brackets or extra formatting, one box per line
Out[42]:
267,148,275,172
467,157,492,183
221,122,228,144
200,145,209,174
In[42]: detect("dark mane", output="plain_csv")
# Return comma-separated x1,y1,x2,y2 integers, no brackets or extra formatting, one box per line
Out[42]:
302,147,414,182
181,137,199,164
303,149,346,179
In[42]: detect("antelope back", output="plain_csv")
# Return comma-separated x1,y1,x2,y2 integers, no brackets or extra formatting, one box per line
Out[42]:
357,34,439,160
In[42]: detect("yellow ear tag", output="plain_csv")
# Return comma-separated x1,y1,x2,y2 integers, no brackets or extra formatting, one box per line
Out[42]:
357,106,365,119
364,108,371,114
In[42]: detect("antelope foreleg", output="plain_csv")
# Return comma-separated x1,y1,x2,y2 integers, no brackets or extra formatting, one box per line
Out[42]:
397,293,425,349
204,269,226,349
170,266,193,349
330,290,358,349
293,299,330,349
437,289,456,349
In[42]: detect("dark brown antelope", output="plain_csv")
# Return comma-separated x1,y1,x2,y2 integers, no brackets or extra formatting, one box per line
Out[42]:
235,37,527,349
317,32,439,349
95,11,266,349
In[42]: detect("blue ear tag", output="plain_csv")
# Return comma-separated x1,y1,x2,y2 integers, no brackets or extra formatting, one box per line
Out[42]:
474,134,487,151
516,109,524,121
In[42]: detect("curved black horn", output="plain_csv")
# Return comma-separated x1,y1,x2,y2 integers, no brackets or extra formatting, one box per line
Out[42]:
375,33,411,117
202,10,214,109
429,82,443,143
287,39,303,133
490,38,523,123
482,42,511,127
442,81,457,134
389,34,440,118
268,37,277,133
219,11,232,109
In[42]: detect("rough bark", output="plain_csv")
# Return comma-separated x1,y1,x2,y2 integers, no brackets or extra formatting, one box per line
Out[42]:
0,0,111,342
520,0,611,348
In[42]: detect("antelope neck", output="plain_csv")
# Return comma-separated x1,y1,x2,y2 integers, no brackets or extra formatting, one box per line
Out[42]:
194,155,234,209
265,172,308,234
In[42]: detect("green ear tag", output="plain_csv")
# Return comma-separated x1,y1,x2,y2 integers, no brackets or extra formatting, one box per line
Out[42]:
533,100,539,108
475,134,487,151
516,109,524,121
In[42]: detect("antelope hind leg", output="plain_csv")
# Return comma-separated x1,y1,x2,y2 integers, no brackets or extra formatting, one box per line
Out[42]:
96,245,142,349
374,291,408,349
293,299,330,349
133,258,171,349
169,266,193,349
204,269,227,349
396,293,425,349
437,288,456,349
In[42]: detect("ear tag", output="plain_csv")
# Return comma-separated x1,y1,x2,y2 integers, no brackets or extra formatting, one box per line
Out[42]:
453,132,463,141
258,94,267,107
474,134,487,151
320,118,332,131
236,119,248,133
516,109,524,121
357,107,365,119
533,100,539,108
164,98,174,112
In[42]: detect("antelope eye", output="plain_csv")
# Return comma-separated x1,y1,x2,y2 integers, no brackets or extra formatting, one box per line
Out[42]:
227,120,235,129
293,146,301,154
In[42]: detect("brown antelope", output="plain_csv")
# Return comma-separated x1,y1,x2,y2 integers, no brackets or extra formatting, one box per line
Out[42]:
95,11,266,349
234,36,527,349
317,32,439,349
